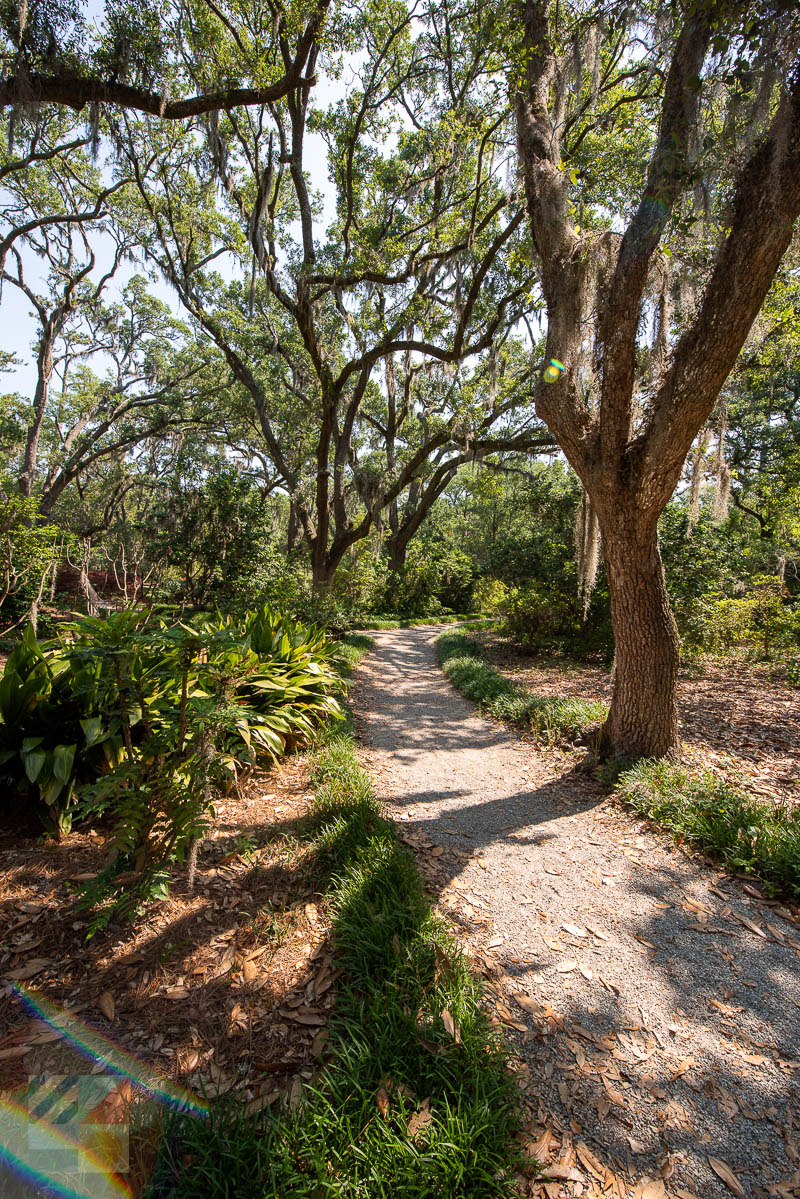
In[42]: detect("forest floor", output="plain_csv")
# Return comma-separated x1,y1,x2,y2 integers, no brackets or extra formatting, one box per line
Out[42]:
0,758,336,1194
470,630,799,806
352,626,800,1199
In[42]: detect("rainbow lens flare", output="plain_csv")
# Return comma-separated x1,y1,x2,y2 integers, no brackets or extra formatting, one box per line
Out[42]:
542,358,565,384
10,987,207,1117
0,986,208,1198
0,1094,132,1199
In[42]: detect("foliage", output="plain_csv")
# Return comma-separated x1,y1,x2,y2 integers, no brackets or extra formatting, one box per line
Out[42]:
383,537,476,617
616,760,800,899
0,625,82,835
437,632,606,745
472,577,509,616
0,485,67,631
0,606,343,927
149,723,522,1198
145,469,286,611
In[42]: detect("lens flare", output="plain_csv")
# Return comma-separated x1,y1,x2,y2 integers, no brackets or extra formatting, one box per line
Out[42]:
10,986,208,1117
0,986,209,1198
0,1094,132,1199
542,358,565,384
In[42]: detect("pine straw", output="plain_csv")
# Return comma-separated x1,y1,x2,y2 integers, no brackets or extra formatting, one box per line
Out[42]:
0,758,338,1122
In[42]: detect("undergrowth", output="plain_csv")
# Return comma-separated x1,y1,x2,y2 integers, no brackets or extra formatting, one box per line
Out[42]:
437,631,606,745
149,636,522,1197
616,759,800,898
356,615,500,631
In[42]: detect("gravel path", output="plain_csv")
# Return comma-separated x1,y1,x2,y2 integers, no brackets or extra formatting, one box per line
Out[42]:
352,626,800,1199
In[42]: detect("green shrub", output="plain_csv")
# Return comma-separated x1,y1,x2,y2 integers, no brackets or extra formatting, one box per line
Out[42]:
472,577,509,616
679,577,799,659
0,625,83,835
0,605,343,927
616,759,800,897
505,582,578,649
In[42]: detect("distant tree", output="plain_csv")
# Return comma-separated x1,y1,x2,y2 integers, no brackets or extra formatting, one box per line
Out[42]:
122,0,546,588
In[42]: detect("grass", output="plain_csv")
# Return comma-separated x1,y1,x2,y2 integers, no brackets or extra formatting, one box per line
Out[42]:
616,759,800,898
336,630,378,675
147,634,523,1197
437,631,607,745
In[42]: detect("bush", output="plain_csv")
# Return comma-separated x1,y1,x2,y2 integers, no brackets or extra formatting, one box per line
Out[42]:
472,577,509,615
679,577,799,658
0,605,344,928
616,759,800,897
505,582,577,648
0,486,68,632
383,541,475,616
504,581,613,657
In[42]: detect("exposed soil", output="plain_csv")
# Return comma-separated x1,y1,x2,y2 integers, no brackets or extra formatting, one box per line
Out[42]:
352,626,800,1199
0,758,336,1194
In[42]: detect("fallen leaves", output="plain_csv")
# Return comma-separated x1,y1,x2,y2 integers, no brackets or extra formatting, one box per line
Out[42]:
441,1008,461,1044
407,1098,433,1138
4,958,50,981
97,990,115,1021
708,1157,747,1199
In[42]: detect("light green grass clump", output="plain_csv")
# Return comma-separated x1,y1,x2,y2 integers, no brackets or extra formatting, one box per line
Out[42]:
437,632,606,745
616,758,800,897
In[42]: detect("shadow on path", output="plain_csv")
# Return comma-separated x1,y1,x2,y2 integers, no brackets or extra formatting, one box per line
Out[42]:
353,625,800,1199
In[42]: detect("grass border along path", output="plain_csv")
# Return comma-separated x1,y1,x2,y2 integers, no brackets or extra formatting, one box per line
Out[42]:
616,759,800,899
437,631,800,901
437,630,606,746
149,634,523,1198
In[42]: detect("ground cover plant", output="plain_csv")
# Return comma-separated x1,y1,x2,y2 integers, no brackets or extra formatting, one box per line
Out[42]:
0,605,343,929
149,688,523,1198
437,631,607,745
615,759,800,899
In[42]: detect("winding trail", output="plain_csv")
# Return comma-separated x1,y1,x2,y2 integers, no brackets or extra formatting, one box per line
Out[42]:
353,626,800,1199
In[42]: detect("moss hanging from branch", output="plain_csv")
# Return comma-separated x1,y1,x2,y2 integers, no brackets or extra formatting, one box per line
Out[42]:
575,489,600,618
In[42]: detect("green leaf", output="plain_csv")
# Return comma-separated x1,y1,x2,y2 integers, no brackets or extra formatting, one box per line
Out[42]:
80,717,104,747
52,743,77,785
22,748,47,783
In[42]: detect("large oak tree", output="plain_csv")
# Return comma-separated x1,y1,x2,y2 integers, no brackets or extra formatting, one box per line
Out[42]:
514,0,800,758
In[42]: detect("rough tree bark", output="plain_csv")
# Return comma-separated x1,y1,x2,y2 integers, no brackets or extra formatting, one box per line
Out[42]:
516,0,800,759
599,523,680,759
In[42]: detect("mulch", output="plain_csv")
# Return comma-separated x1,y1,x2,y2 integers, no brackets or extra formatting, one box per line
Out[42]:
0,756,337,1187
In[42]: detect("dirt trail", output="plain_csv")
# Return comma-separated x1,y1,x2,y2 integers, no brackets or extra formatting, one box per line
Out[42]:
353,626,800,1199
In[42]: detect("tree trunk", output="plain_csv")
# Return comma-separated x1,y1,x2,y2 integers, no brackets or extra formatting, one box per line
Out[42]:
598,523,680,761
19,335,55,497
287,501,300,552
386,535,409,574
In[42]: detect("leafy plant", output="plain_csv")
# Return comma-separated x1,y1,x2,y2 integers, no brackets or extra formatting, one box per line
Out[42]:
0,604,344,926
0,625,84,835
616,759,800,897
